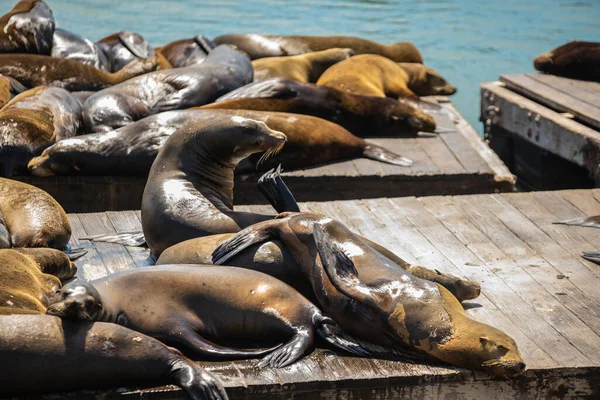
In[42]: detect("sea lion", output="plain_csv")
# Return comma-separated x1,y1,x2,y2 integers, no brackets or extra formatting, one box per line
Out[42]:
47,265,363,368
213,34,423,63
317,54,457,98
51,27,109,71
28,109,412,177
252,48,354,83
0,0,54,54
0,315,227,399
141,114,292,256
96,30,156,72
157,34,216,67
83,45,252,133
213,213,525,376
0,178,71,248
0,74,27,108
534,41,600,82
553,214,600,229
0,86,83,176
0,53,161,91
0,248,76,315
200,78,436,136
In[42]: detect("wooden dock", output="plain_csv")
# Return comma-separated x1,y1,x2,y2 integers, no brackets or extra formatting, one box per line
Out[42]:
481,74,600,190
15,98,514,213
59,189,600,399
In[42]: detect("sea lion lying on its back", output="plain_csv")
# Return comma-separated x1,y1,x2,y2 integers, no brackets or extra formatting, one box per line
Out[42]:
96,30,164,72
0,86,83,176
200,78,436,137
213,34,423,63
0,248,76,315
0,178,72,248
0,0,54,54
0,53,161,91
51,28,110,71
534,41,600,82
252,48,355,83
213,213,525,376
0,315,227,399
317,54,456,98
83,44,252,133
28,109,412,177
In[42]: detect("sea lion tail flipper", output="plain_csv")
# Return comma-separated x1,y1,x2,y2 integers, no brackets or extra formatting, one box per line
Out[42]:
256,165,300,213
582,251,600,265
194,35,217,54
169,358,229,400
362,144,413,167
212,221,279,265
63,246,88,261
257,331,314,368
80,231,147,247
553,215,600,228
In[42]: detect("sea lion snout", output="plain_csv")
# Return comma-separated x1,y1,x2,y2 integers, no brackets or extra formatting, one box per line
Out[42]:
533,53,553,70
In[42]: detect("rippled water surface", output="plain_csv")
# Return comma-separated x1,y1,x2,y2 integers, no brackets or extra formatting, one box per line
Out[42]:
40,0,600,133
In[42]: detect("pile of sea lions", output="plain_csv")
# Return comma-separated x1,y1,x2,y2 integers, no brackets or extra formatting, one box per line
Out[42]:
0,0,527,398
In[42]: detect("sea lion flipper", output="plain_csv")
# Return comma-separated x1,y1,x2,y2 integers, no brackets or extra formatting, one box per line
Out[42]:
257,332,313,368
256,165,300,213
170,359,229,400
80,231,146,247
118,31,154,58
582,251,600,265
553,215,600,228
362,144,413,167
193,35,217,54
63,246,88,261
212,221,280,265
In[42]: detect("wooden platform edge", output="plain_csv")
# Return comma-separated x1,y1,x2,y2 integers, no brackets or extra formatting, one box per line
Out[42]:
480,81,600,176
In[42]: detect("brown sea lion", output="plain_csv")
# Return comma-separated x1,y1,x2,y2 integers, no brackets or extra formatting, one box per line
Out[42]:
28,109,412,177
213,213,525,376
0,53,161,91
47,265,361,368
0,0,54,54
83,45,252,133
157,34,216,67
0,248,76,315
0,178,71,248
0,74,27,108
534,41,600,82
96,30,162,72
252,48,354,83
0,315,227,399
213,34,423,62
0,86,83,176
51,27,110,71
317,54,457,98
200,78,436,136
141,114,292,256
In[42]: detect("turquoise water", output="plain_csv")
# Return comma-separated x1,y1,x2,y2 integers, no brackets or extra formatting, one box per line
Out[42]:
43,1,600,134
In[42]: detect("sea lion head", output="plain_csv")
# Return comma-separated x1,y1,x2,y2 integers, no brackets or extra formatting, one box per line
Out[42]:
399,63,457,96
28,147,74,176
46,281,103,321
392,98,437,133
388,42,423,63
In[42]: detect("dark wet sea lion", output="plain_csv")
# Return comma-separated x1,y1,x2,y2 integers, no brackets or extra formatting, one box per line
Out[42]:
48,265,361,368
213,34,423,63
0,53,161,91
252,48,354,83
0,86,83,176
157,34,216,67
0,178,71,248
51,27,109,70
0,0,54,54
0,315,227,399
141,114,289,256
317,54,457,97
28,109,412,177
83,45,252,133
200,78,436,136
96,30,157,72
534,41,600,82
213,213,525,376
0,248,76,315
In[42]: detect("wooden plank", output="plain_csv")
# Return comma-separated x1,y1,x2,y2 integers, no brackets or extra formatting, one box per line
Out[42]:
481,81,600,176
501,73,600,130
388,196,591,367
105,211,153,267
531,74,600,108
67,214,109,281
419,136,466,175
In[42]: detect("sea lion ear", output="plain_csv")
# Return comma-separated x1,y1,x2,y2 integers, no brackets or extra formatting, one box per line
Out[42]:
118,31,154,58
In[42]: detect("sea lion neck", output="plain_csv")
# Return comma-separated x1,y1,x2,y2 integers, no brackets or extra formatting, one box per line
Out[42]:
92,282,118,323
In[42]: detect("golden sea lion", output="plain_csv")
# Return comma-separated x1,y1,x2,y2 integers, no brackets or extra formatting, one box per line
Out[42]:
317,54,456,98
0,248,76,315
213,34,423,62
0,0,54,54
0,178,71,248
252,48,354,83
